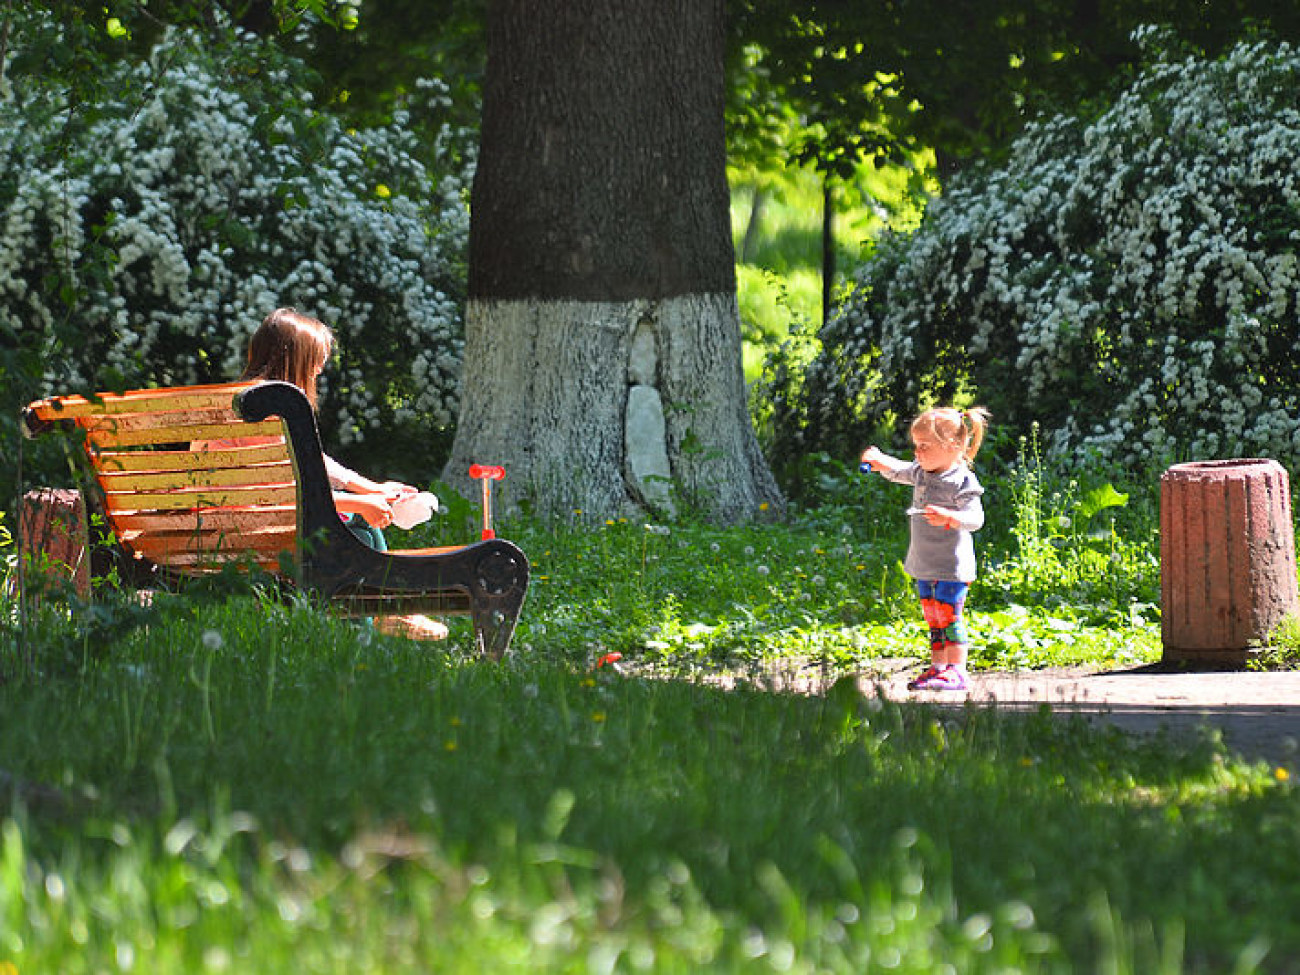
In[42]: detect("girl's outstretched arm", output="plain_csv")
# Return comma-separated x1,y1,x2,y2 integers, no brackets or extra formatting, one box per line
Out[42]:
861,446,907,474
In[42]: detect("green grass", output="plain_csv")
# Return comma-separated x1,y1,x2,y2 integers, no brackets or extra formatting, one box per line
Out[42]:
729,158,937,383
0,597,1293,972
506,450,1162,679
4,454,1296,971
735,265,821,383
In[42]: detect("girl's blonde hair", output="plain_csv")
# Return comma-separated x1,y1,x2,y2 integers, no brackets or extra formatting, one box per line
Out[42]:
241,307,334,407
911,405,991,463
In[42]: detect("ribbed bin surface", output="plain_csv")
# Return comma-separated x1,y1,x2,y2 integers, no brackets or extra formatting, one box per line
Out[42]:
1160,459,1298,665
18,487,90,601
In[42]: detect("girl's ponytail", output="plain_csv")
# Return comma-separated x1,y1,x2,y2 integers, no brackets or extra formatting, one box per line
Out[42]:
961,407,991,462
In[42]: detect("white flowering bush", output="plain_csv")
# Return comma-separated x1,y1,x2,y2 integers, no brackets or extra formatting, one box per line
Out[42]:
785,30,1300,476
1,9,470,478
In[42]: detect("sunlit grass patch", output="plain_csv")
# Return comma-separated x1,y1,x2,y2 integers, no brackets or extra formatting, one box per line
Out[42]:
0,605,1290,970
506,451,1161,678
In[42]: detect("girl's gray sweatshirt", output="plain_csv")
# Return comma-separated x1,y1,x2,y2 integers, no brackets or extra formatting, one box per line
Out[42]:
880,461,985,582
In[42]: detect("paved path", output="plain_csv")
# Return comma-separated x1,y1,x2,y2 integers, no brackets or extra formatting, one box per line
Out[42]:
684,658,1300,767
860,660,1300,768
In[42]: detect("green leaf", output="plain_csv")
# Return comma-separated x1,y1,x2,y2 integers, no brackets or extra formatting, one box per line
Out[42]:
1078,484,1128,524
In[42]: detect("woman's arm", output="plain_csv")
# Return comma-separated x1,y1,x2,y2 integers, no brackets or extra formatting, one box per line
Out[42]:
325,453,416,502
333,491,395,529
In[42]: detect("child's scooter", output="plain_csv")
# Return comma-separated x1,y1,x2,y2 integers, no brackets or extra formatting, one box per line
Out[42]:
468,464,506,540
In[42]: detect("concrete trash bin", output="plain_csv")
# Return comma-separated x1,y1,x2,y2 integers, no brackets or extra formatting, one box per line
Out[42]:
16,487,91,603
1160,458,1299,665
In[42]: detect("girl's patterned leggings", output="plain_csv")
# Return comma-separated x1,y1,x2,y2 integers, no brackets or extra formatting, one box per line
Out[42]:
915,579,970,650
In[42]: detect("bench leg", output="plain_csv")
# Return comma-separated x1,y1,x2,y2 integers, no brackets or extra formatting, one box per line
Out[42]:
471,597,525,661
466,542,530,660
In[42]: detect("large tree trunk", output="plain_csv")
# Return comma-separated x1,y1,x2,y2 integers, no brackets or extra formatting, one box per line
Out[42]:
445,0,783,523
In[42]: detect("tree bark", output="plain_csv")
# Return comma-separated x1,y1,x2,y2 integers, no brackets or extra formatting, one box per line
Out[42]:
446,0,783,522
821,174,836,327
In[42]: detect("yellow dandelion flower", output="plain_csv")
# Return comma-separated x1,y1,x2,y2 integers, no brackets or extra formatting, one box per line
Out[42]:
444,740,457,752
1276,767,1290,782
375,184,392,199
759,502,770,511
591,712,606,723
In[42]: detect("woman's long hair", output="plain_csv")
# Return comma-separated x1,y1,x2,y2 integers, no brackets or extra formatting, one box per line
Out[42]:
241,308,334,407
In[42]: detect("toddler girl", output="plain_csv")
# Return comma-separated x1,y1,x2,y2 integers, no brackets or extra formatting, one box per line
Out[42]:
861,406,990,691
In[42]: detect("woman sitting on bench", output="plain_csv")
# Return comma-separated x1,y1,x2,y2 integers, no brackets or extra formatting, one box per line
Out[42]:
196,307,447,641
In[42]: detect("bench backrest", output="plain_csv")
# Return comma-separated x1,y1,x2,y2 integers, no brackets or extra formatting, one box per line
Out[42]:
24,383,299,574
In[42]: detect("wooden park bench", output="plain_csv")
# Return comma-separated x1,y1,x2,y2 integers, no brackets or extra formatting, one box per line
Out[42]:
21,381,530,658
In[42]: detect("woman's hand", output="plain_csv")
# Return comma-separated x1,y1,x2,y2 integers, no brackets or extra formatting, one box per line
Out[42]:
379,480,417,503
353,495,395,529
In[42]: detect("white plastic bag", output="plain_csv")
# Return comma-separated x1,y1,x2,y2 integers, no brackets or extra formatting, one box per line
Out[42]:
391,491,440,530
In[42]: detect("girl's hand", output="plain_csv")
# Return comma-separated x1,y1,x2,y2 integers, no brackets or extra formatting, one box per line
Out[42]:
923,505,960,529
862,446,907,474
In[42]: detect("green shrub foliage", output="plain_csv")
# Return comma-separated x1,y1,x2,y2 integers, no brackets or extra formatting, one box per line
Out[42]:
787,30,1300,473
1,9,470,466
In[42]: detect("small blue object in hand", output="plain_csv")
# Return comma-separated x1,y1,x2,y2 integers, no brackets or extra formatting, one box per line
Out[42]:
860,461,872,473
